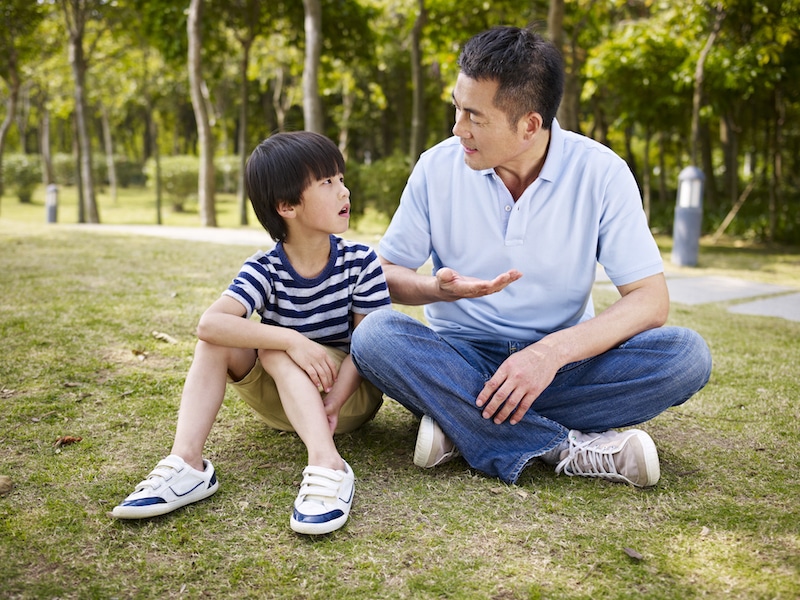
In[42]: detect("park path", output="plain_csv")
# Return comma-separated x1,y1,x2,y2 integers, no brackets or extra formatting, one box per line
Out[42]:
68,223,800,323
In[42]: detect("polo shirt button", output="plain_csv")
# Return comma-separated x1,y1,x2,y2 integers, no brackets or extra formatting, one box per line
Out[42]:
504,205,512,212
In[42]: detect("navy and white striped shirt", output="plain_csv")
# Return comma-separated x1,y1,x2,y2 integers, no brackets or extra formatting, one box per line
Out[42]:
223,235,391,352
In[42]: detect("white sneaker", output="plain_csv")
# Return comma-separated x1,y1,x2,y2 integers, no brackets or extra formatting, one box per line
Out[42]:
290,461,355,535
554,429,660,487
112,455,219,519
414,415,460,468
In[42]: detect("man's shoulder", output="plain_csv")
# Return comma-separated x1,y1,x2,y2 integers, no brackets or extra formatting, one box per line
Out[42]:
559,127,625,164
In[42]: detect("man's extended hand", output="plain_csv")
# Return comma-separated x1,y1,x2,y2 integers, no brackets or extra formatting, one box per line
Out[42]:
476,342,559,425
436,267,522,301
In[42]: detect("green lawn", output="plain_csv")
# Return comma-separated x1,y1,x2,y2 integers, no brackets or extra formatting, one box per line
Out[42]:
1,188,799,599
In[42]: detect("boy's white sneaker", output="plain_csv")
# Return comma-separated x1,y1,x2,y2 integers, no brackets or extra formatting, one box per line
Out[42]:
112,455,219,519
414,415,460,468
290,461,355,535
554,429,660,487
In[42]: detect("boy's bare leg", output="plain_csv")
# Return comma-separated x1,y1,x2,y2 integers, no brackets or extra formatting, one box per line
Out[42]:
259,349,345,472
170,340,258,471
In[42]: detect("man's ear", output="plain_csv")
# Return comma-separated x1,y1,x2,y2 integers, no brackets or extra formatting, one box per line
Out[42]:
521,112,543,139
277,201,296,219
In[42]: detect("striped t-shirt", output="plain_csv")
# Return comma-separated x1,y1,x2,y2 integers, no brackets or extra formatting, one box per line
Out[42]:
223,235,391,352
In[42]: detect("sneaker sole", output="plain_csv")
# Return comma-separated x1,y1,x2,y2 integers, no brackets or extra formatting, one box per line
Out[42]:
111,481,219,519
630,430,660,487
414,416,438,468
290,512,348,535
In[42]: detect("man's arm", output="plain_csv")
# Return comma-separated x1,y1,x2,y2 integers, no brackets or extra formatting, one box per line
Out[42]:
381,258,522,305
477,272,670,425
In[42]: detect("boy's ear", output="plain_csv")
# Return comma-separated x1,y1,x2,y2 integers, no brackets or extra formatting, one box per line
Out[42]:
277,201,296,219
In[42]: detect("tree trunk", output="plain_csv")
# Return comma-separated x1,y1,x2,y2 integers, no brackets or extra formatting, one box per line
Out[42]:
690,5,725,166
40,103,55,185
548,0,579,131
187,0,217,227
770,86,785,242
272,67,287,131
409,0,427,165
302,0,323,133
642,127,651,223
148,108,163,226
62,0,99,223
338,74,353,162
658,131,668,204
0,49,19,206
237,38,252,226
100,103,118,204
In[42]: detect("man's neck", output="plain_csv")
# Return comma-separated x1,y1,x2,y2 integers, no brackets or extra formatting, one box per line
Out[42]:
496,129,551,201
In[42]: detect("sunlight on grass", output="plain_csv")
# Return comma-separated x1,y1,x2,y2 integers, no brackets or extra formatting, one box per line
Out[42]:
1,199,799,599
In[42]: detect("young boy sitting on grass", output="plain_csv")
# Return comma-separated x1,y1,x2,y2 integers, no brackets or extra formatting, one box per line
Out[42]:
113,131,391,535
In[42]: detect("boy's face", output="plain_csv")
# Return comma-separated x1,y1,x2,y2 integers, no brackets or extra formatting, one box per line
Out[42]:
290,173,351,237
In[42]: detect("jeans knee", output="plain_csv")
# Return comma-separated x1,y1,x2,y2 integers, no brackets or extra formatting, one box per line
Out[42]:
665,327,712,401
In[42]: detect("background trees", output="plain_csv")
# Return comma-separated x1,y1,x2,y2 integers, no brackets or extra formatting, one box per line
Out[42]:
1,0,797,242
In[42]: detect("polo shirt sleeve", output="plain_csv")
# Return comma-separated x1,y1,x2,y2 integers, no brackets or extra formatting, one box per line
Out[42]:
597,161,664,287
379,160,433,270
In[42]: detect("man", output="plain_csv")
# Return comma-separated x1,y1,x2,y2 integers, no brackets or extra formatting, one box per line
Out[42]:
350,26,712,487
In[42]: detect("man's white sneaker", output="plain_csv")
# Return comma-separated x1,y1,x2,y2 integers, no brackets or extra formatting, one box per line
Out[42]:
290,461,355,535
112,455,219,519
554,429,660,487
414,415,460,468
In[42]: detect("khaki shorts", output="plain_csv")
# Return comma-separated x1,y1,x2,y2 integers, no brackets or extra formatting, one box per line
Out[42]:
228,346,383,434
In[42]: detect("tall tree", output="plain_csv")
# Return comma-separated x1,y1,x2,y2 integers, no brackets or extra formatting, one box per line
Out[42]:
302,0,323,133
408,0,427,165
59,0,103,223
0,1,44,204
187,0,216,226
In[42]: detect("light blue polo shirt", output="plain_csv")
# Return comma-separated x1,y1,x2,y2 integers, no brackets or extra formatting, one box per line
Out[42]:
380,120,663,342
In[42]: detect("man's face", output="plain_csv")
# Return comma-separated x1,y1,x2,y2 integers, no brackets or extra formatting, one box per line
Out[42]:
451,73,528,172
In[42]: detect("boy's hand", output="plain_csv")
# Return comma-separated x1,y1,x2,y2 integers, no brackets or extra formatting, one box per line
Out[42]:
322,391,344,434
286,336,339,392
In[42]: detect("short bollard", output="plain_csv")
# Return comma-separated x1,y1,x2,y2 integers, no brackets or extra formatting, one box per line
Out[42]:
671,166,704,267
45,184,58,224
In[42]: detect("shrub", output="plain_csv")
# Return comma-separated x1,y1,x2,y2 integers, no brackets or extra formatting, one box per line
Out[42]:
346,151,411,219
215,155,241,194
144,156,199,212
3,154,43,203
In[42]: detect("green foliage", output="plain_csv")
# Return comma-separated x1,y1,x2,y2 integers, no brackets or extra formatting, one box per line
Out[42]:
2,154,42,203
214,155,241,194
50,154,145,188
346,151,412,219
144,156,199,210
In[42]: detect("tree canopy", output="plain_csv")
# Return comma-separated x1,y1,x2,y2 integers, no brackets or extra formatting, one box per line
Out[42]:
1,0,798,241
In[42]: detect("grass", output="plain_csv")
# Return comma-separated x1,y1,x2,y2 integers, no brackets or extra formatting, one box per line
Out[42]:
1,187,799,599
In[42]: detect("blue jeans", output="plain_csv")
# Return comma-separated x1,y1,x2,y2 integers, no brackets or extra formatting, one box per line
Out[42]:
351,310,712,484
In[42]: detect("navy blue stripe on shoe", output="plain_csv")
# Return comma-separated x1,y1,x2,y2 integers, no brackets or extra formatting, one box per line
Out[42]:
292,508,344,524
121,497,167,507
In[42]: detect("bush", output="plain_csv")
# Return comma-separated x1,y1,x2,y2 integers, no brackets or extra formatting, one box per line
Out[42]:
144,156,199,211
346,151,411,219
3,154,43,203
215,155,241,194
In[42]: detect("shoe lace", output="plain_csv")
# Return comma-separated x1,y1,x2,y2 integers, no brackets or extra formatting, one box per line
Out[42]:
297,466,343,504
554,435,621,479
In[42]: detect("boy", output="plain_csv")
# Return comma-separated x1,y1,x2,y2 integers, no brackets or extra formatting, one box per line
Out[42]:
113,131,391,535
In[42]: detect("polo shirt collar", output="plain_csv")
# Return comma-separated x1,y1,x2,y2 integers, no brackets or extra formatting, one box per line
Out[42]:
479,118,565,183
